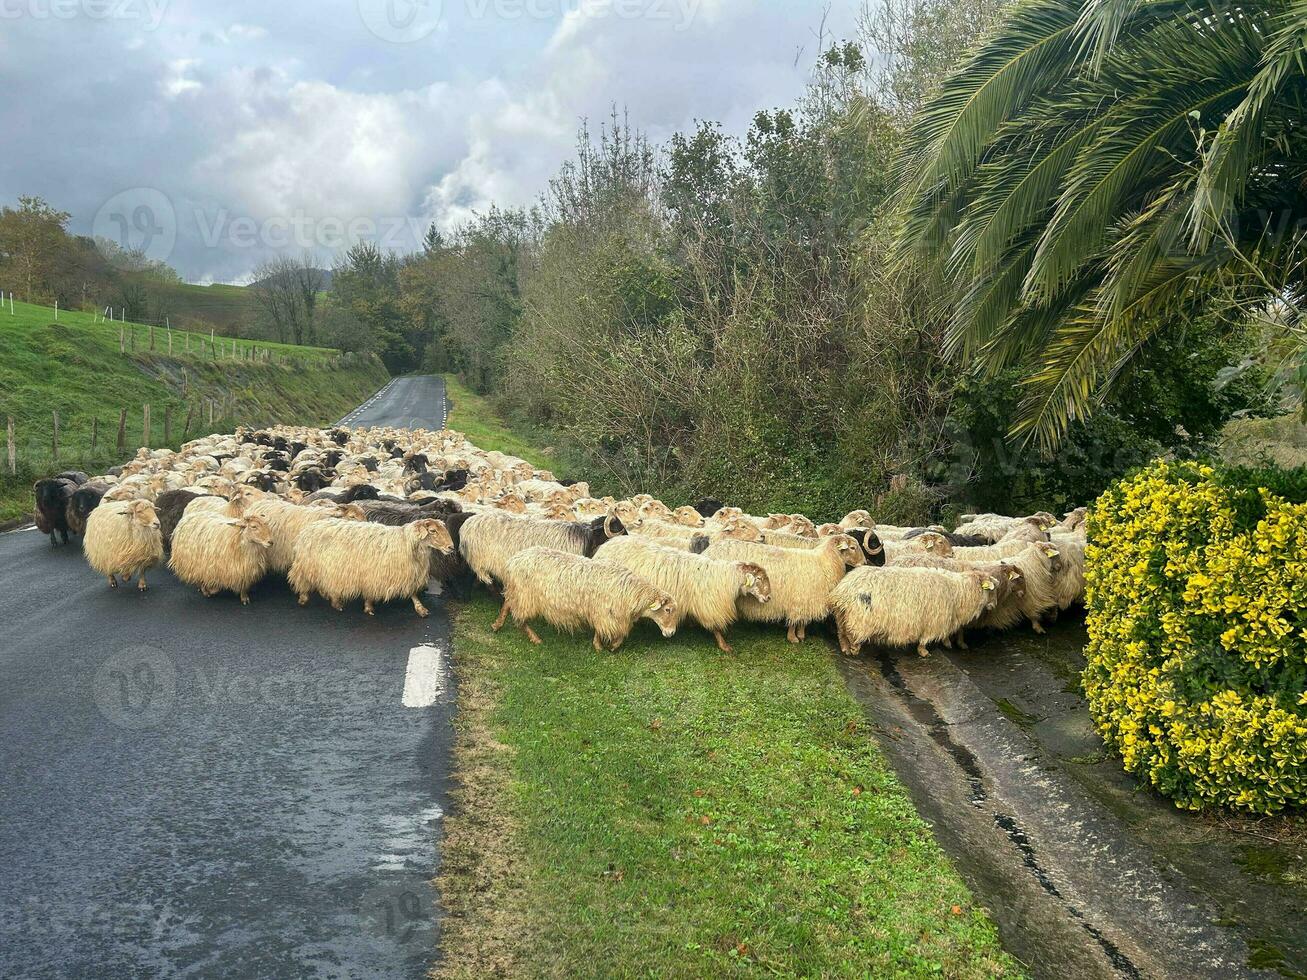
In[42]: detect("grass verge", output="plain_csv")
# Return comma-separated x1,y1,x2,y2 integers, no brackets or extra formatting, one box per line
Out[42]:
442,375,564,475
0,301,389,522
435,388,1022,977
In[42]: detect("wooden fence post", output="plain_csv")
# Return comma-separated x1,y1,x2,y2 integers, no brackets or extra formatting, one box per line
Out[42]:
90,417,99,455
116,409,127,452
208,398,214,427
6,416,14,476
167,330,172,355
181,367,187,395
182,404,195,441
51,410,59,462
142,403,151,446
119,326,125,353
164,405,171,445
149,325,155,351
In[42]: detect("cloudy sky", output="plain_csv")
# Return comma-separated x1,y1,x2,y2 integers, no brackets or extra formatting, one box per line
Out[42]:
0,0,856,283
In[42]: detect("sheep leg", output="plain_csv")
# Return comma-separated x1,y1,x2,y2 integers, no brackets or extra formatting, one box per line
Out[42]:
412,595,429,618
297,592,310,606
491,600,510,632
712,629,733,654
136,571,148,592
786,623,800,644
797,622,807,642
593,633,605,653
955,632,969,650
917,641,930,658
521,623,543,645
239,591,251,606
364,599,376,616
107,574,118,589
60,528,69,545
941,635,953,650
1031,619,1046,635
331,598,345,612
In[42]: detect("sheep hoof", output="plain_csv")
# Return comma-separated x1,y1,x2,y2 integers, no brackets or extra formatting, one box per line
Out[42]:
364,602,376,616
108,576,118,589
412,597,429,618
1032,622,1046,635
297,594,310,607
917,644,930,658
240,593,251,606
713,631,733,654
137,579,148,593
524,626,543,645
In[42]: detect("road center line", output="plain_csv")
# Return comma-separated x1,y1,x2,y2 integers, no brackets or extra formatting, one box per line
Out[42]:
402,644,445,707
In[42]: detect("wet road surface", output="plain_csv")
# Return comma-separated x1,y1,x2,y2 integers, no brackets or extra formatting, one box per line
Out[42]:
0,376,452,978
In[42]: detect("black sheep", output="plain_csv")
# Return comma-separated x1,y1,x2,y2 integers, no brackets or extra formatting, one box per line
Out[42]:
847,528,886,566
328,428,350,446
32,477,78,546
322,450,345,469
293,468,329,493
304,484,382,504
693,498,725,519
154,489,217,550
404,453,429,474
65,483,108,536
434,468,469,492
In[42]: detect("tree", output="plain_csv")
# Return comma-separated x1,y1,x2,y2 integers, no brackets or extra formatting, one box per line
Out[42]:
898,0,1307,448
250,253,324,345
0,196,71,301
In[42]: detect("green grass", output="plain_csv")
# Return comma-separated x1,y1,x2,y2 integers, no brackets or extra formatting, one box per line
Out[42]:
436,386,1022,977
443,374,564,474
152,281,257,335
442,598,1021,978
0,300,389,521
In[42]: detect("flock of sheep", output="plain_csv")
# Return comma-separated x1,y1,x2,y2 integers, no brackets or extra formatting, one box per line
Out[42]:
31,424,1088,656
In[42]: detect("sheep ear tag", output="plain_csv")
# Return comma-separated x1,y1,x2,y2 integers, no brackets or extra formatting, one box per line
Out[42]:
982,579,995,591
744,574,755,588
649,601,662,611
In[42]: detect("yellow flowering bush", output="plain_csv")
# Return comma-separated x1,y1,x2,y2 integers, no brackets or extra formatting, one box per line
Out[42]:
1084,460,1307,813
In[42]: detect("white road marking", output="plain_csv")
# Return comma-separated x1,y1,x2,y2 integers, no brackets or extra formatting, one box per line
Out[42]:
402,644,445,707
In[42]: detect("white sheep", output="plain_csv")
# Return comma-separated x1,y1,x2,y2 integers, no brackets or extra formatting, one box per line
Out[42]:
596,536,771,652
493,547,679,651
459,511,623,586
703,533,864,643
245,497,365,573
882,531,953,561
289,518,454,617
169,512,274,604
951,541,1062,632
83,499,164,591
829,565,999,657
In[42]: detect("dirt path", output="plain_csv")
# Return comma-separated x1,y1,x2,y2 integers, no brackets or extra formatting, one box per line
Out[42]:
839,619,1306,980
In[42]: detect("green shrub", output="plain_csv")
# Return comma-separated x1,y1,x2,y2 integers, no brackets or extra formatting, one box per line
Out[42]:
1084,460,1307,813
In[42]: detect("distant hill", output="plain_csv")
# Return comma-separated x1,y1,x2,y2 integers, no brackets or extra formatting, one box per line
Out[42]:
248,267,334,291
154,281,257,335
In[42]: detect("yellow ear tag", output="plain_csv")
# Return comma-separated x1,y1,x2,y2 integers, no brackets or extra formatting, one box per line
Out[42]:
982,579,995,591
649,602,661,611
744,574,755,588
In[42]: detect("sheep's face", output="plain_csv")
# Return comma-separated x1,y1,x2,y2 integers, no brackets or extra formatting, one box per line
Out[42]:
763,514,791,530
816,523,843,537
495,493,527,514
719,518,760,542
127,500,160,531
1003,565,1026,598
639,501,672,521
917,532,950,554
672,506,705,528
712,506,743,523
738,563,771,604
829,534,865,567
642,594,679,637
1038,543,1063,573
337,503,367,521
978,574,999,611
411,519,455,554
610,502,641,529
235,515,273,549
840,510,873,529
788,515,817,537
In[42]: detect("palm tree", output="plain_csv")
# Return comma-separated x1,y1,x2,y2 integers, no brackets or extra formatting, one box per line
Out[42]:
897,0,1307,449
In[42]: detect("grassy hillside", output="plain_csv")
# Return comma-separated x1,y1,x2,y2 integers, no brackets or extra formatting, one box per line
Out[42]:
0,300,389,522
153,281,257,336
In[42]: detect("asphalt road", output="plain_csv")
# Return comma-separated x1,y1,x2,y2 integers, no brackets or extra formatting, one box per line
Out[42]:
0,376,453,979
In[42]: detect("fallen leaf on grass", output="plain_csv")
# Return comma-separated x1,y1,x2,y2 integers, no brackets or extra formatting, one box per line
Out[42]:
649,718,663,732
951,905,963,916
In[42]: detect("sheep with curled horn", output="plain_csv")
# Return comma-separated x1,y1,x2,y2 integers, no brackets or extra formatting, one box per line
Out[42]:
596,536,771,653
703,533,864,644
458,511,626,587
493,547,679,652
